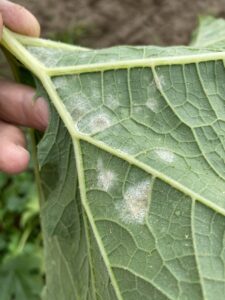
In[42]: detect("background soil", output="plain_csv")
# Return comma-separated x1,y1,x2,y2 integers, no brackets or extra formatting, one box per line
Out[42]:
14,0,225,48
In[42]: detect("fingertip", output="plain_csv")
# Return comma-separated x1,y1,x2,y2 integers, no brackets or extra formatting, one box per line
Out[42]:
14,145,30,174
21,9,40,37
34,97,49,131
0,1,41,37
0,13,2,40
0,82,49,131
0,144,30,174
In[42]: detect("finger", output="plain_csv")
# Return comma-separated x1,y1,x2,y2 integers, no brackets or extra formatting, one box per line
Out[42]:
0,80,48,131
0,120,30,174
0,0,40,37
0,13,2,39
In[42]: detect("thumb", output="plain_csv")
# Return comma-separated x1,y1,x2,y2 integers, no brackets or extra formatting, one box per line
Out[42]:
0,0,40,37
0,13,2,40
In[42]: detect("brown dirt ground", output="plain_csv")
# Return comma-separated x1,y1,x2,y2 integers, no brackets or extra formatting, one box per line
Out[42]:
14,0,225,48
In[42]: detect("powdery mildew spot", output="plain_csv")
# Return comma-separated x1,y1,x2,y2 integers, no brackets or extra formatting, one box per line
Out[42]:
54,76,67,89
89,113,112,133
79,52,90,60
155,149,175,163
68,93,91,121
91,89,101,100
117,180,151,224
29,47,63,67
105,94,120,109
97,159,115,191
118,146,131,155
71,103,89,121
154,75,166,90
134,106,143,113
146,98,159,113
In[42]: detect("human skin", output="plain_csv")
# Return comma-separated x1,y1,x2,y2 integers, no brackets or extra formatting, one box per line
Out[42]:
0,0,48,174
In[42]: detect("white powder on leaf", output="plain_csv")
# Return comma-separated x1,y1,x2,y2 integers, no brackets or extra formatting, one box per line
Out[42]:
117,180,151,224
105,94,120,109
97,159,115,192
146,98,159,113
155,149,175,163
53,76,67,89
68,94,91,121
89,113,112,133
153,75,166,90
75,112,112,135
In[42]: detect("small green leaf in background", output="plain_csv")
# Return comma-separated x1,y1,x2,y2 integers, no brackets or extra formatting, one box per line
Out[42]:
191,16,225,48
0,251,43,300
0,171,44,299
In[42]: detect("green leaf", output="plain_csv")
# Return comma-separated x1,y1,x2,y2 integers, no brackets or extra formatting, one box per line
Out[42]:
1,24,225,299
191,16,225,48
0,252,43,300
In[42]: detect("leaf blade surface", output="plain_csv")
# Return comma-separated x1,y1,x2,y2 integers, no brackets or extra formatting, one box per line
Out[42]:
1,26,225,300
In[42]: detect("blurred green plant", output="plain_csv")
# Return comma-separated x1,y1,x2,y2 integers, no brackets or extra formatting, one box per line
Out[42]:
47,24,90,45
0,171,44,300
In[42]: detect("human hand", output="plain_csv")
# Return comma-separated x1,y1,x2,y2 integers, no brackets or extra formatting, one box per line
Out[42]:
0,0,48,174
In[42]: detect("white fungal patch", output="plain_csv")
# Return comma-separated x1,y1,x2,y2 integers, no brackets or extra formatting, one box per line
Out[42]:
53,76,68,89
97,159,115,191
79,52,90,60
154,75,166,90
68,93,91,121
119,146,131,155
146,98,159,113
29,47,63,67
91,89,101,101
89,113,112,133
107,57,117,62
71,102,89,121
117,180,151,224
105,94,120,110
155,149,175,163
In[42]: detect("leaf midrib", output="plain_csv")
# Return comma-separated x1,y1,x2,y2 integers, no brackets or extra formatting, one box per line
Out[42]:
4,28,225,77
46,52,225,76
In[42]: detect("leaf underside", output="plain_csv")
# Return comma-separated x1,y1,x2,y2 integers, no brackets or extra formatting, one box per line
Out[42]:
1,17,225,300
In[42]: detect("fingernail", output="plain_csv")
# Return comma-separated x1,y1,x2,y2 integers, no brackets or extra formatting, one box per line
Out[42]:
7,145,30,174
